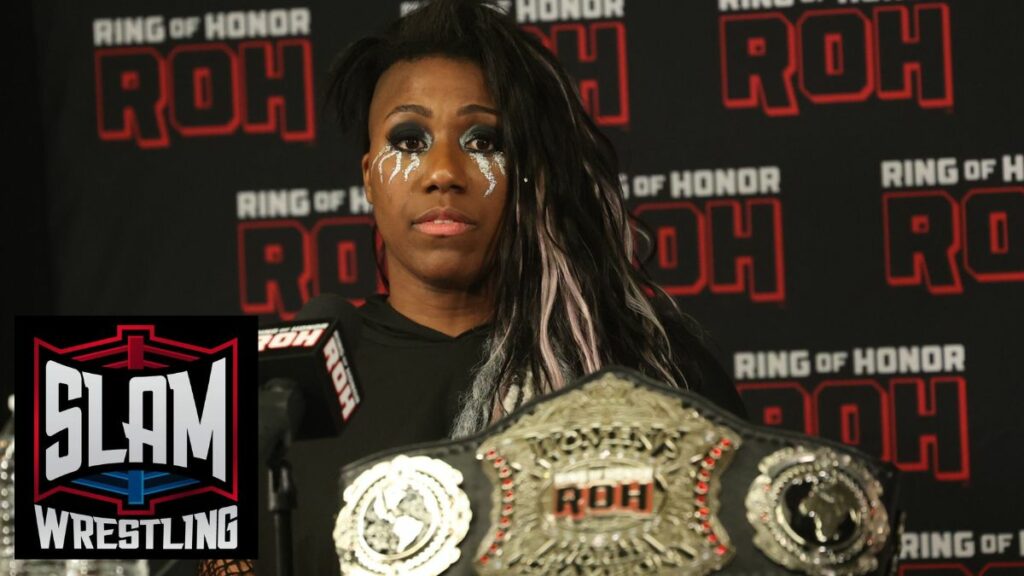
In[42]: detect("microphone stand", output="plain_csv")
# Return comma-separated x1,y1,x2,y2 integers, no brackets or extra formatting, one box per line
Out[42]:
259,380,305,576
268,459,295,576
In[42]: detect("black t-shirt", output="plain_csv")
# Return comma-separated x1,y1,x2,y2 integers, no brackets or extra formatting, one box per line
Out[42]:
256,295,745,575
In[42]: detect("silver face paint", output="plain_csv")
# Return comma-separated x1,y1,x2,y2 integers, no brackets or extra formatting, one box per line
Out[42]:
374,129,434,184
467,151,506,196
468,152,498,196
372,139,429,185
372,143,399,184
403,154,421,180
389,151,403,183
460,127,505,197
375,131,504,193
398,132,431,182
493,152,506,176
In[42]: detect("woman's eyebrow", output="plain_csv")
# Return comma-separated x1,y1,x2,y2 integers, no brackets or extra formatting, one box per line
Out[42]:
385,103,499,119
458,104,500,117
386,104,431,119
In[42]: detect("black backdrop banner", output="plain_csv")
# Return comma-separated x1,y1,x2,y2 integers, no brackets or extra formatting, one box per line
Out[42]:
21,0,1024,573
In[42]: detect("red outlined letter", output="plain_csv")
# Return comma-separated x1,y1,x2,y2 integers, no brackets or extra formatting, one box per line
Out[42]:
962,187,1024,282
875,3,954,108
890,376,970,481
720,13,799,116
883,190,963,294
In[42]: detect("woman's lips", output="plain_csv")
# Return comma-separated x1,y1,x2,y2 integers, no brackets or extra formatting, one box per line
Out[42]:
414,220,475,236
412,208,477,237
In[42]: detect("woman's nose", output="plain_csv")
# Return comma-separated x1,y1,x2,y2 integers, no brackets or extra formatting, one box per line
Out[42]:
421,139,467,194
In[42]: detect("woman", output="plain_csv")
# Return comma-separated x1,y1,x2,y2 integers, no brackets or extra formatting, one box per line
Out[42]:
203,0,744,573
329,0,746,436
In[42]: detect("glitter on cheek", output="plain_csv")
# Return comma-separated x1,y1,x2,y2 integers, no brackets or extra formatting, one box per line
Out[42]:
493,152,507,176
403,153,421,181
469,152,498,196
372,143,401,185
388,152,403,183
396,133,430,183
370,144,390,175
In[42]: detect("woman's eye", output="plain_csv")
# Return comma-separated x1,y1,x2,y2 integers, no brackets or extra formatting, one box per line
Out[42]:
393,136,427,153
387,122,431,153
465,136,497,153
462,127,502,153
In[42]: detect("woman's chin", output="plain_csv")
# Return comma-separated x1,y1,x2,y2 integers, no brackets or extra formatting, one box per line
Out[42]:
388,249,492,292
416,265,489,292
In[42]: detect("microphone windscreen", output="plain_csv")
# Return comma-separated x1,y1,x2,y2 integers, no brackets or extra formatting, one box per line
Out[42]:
258,294,362,440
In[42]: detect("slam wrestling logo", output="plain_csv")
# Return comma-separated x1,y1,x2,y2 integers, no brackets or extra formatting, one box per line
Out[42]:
93,9,315,148
718,1,954,116
14,317,257,559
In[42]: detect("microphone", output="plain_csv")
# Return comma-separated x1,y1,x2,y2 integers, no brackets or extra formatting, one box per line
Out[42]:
257,294,362,465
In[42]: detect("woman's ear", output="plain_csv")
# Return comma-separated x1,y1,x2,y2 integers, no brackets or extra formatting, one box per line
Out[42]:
361,151,374,205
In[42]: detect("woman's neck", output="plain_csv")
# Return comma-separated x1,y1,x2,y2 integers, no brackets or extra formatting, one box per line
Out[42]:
385,269,494,337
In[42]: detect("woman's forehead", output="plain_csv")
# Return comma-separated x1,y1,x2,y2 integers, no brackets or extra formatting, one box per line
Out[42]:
369,56,496,121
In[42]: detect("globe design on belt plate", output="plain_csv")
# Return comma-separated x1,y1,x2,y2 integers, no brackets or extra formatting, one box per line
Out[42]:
779,478,860,548
362,478,433,555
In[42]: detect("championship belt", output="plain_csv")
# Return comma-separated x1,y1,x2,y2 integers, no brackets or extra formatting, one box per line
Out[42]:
333,367,900,575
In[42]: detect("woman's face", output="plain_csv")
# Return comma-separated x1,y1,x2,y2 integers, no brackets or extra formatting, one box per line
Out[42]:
363,56,509,292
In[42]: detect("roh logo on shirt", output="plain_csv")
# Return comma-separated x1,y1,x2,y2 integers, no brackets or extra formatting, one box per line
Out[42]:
13,317,257,560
